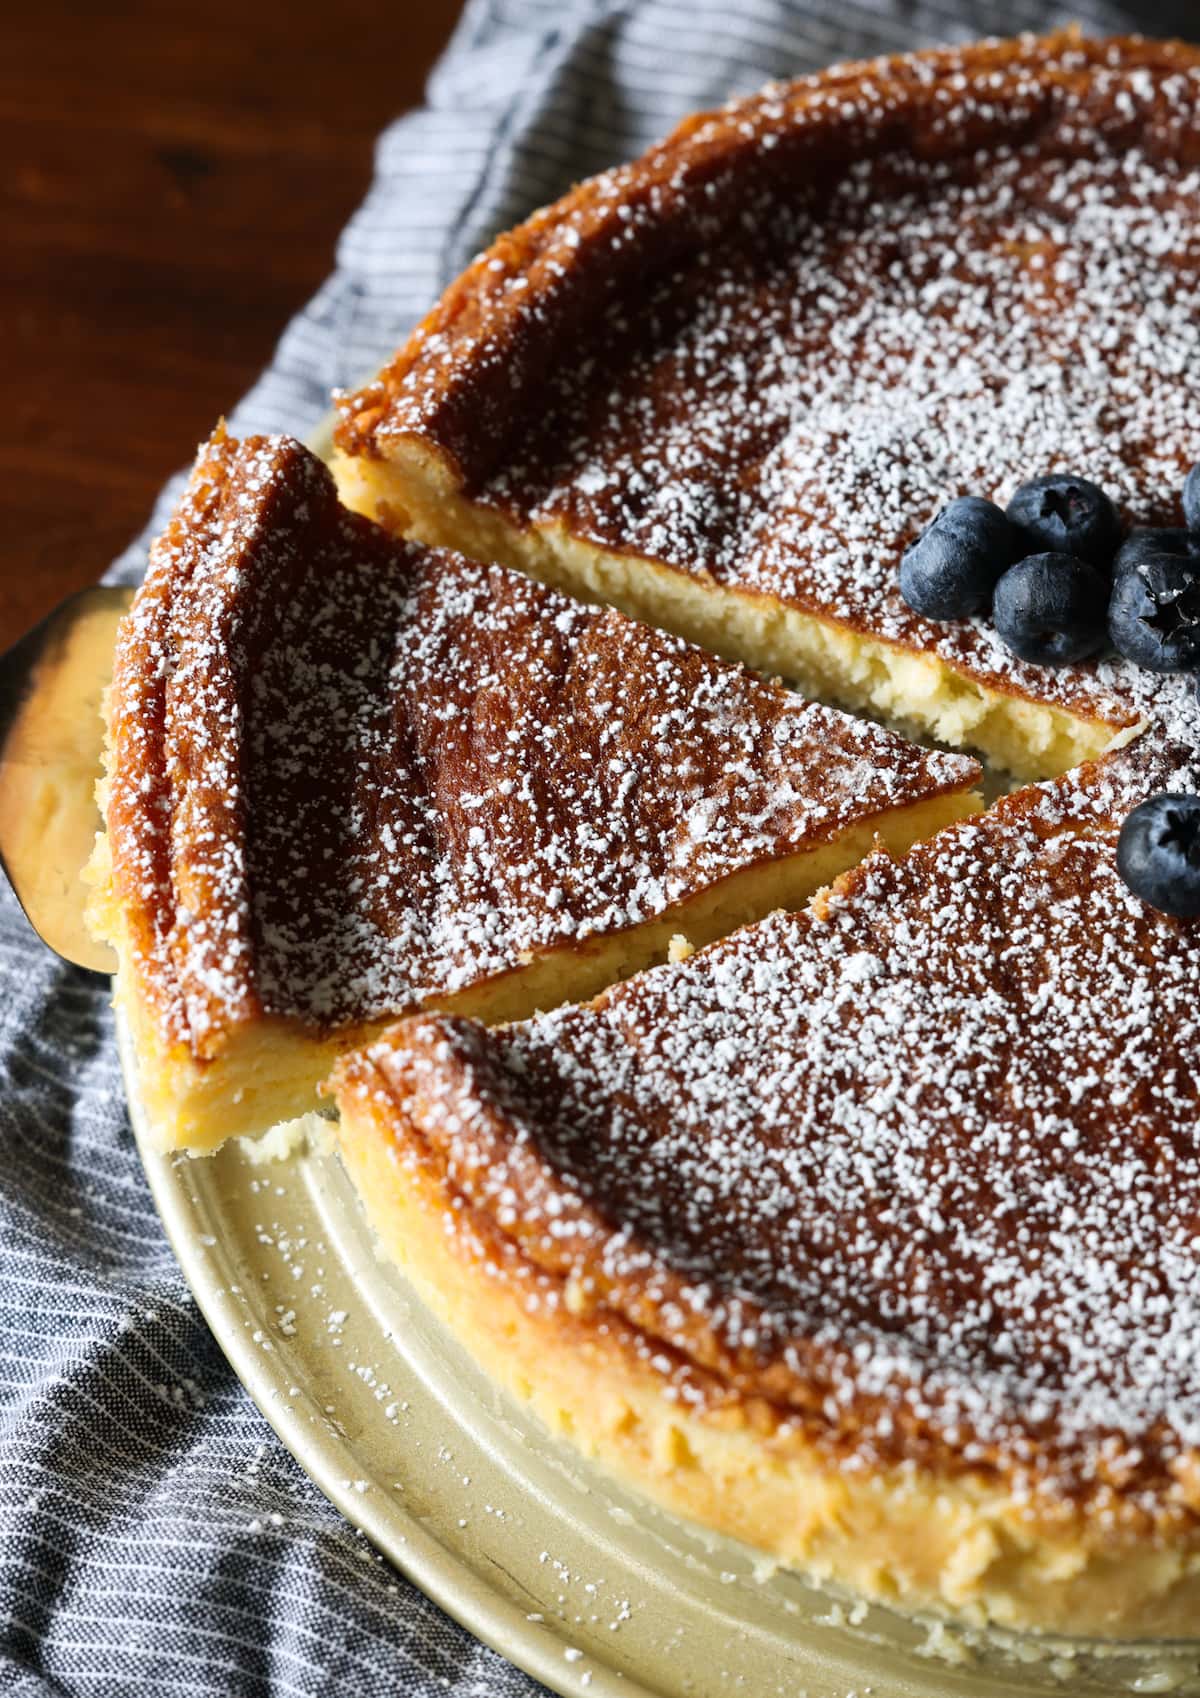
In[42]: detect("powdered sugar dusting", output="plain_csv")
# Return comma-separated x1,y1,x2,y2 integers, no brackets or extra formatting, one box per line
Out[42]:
348,44,1200,740
365,763,1200,1516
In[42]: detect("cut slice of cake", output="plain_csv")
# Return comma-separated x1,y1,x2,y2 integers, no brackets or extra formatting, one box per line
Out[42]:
88,428,978,1153
332,737,1200,1639
333,30,1200,779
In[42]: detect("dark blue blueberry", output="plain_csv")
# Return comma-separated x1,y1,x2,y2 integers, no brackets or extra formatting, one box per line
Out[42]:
1185,464,1200,534
991,553,1109,667
1107,554,1200,673
1006,474,1120,569
899,497,1018,620
1117,793,1200,918
1112,527,1199,578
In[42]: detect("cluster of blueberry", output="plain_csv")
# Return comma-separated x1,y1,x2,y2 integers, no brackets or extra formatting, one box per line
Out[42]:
900,467,1200,919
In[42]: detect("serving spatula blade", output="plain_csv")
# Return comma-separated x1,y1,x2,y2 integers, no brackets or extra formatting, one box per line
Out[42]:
0,586,133,974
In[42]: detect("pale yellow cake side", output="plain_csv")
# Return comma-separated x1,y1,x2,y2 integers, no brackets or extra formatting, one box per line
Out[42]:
332,444,1125,783
334,1081,1200,1641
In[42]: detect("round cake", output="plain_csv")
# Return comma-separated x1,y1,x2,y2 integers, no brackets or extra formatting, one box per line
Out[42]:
326,29,1200,1641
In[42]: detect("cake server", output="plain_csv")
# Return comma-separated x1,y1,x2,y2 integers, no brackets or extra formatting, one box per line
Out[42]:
0,586,132,974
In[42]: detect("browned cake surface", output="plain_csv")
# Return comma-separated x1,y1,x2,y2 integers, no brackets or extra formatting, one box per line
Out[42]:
337,30,1200,733
317,33,1200,1625
105,429,974,1064
339,736,1200,1531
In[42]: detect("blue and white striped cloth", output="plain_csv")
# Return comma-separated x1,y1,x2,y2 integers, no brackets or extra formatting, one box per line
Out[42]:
1,2,1188,1692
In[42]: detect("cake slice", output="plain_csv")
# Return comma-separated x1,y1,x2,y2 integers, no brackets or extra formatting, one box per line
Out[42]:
333,30,1200,779
88,428,978,1153
332,739,1200,1639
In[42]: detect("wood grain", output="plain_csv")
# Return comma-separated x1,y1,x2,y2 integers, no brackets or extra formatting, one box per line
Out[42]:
1,0,464,650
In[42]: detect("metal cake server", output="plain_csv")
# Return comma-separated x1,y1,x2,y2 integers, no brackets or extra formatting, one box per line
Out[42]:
0,586,133,975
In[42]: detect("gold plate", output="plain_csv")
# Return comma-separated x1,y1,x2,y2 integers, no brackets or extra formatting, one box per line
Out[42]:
121,1016,1200,1698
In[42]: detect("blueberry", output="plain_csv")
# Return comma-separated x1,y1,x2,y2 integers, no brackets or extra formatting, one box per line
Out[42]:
1006,474,1120,569
1185,464,1200,534
1117,793,1200,918
1107,554,1200,673
991,553,1109,667
1112,527,1199,578
899,497,1018,620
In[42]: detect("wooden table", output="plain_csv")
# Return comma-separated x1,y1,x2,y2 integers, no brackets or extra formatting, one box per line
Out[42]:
2,0,464,650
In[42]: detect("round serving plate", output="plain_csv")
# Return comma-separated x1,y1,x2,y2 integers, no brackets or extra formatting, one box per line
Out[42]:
121,407,1200,1696
121,1019,1200,1698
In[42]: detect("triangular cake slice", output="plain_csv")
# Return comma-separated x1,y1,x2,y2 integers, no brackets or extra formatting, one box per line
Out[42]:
88,429,978,1152
333,31,1200,779
332,740,1200,1639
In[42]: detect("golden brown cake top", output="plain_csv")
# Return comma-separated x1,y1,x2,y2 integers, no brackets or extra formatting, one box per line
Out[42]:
106,429,975,1062
341,748,1200,1523
336,30,1200,737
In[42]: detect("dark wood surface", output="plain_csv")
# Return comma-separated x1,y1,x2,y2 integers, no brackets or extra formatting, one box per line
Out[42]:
2,0,464,651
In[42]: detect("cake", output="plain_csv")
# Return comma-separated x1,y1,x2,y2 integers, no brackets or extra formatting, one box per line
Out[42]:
88,428,977,1152
332,30,1200,781
326,29,1200,1640
333,731,1200,1640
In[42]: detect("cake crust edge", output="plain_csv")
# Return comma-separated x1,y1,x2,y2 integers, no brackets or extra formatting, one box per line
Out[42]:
333,1052,1200,1640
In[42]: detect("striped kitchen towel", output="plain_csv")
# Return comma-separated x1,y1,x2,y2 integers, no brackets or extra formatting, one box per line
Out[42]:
1,1,1191,1693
